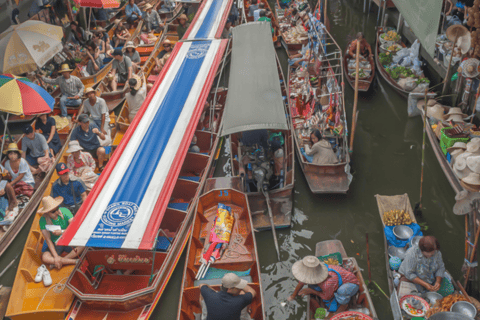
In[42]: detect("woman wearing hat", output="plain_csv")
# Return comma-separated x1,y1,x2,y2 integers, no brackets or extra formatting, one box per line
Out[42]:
126,74,147,122
177,14,190,39
36,113,62,155
66,141,99,191
124,41,141,72
144,3,163,33
38,196,84,270
154,39,173,74
4,143,35,196
288,256,360,313
113,24,130,48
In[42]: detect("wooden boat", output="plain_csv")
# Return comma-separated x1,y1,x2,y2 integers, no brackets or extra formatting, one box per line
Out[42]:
375,194,461,319
176,186,265,320
343,40,375,92
5,111,83,320
306,240,378,319
287,27,351,193
0,117,75,260
61,38,229,320
374,28,410,99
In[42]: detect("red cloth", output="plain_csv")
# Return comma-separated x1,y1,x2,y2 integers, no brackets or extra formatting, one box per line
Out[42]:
316,265,359,301
13,181,34,197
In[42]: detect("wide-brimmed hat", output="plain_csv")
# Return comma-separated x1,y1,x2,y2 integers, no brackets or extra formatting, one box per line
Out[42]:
66,140,84,153
145,3,153,10
292,256,329,285
94,26,106,33
37,196,64,214
84,87,96,97
467,138,480,153
426,104,445,120
467,155,480,173
444,107,468,121
128,74,142,90
454,152,473,179
462,172,480,185
3,142,22,155
163,39,172,46
446,25,469,42
178,14,187,21
58,63,73,73
124,41,137,50
462,58,480,78
450,148,465,166
447,141,467,153
427,99,437,106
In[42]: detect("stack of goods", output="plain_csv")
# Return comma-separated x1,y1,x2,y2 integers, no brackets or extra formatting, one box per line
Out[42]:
278,8,308,44
425,293,473,317
347,58,372,79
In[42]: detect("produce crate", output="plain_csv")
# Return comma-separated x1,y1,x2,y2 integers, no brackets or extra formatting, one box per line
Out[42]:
440,127,469,155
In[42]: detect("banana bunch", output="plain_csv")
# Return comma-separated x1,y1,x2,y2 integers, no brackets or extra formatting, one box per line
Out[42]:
383,209,412,226
323,257,339,266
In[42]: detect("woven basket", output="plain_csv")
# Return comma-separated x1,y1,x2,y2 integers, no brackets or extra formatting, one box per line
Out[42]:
440,127,469,155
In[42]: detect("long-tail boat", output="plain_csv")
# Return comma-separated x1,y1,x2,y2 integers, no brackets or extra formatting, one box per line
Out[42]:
306,240,378,319
5,110,83,320
176,186,265,319
343,39,375,92
286,22,351,193
217,23,294,230
375,194,461,319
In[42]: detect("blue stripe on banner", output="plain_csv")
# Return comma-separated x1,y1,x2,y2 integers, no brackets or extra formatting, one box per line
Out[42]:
86,41,213,248
195,0,224,39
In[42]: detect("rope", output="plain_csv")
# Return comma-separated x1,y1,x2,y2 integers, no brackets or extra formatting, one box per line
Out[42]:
224,234,249,259
36,277,69,310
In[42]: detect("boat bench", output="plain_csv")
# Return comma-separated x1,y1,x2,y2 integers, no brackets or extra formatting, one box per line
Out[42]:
193,275,251,287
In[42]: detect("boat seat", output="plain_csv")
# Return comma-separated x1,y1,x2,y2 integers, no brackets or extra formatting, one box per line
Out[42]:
167,202,189,212
155,236,173,252
194,275,252,287
148,75,159,84
20,268,36,283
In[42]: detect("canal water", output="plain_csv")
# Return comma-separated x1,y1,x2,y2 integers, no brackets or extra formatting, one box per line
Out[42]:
0,0,467,319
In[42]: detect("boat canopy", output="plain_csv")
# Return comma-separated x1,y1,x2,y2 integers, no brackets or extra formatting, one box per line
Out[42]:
184,0,233,40
220,23,288,137
57,39,227,250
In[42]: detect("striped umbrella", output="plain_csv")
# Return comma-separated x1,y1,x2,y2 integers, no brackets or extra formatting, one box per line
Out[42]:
0,74,54,115
74,0,120,8
0,21,63,75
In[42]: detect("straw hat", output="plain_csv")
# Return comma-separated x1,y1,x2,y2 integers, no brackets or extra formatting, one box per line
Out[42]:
450,148,465,166
467,155,480,173
447,141,467,153
37,196,64,214
145,3,153,10
444,107,467,121
467,138,480,153
164,39,172,45
3,143,21,154
84,87,96,97
462,58,480,78
454,152,473,179
292,256,329,285
178,14,187,21
446,25,469,42
66,140,84,153
426,104,446,120
427,99,437,106
462,172,480,185
124,41,137,50
129,74,142,90
58,63,73,73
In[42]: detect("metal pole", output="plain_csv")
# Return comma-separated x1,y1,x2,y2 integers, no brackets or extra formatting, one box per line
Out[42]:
397,13,402,33
349,40,361,151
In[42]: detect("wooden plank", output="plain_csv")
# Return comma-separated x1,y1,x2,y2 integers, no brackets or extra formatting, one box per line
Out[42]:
0,286,12,319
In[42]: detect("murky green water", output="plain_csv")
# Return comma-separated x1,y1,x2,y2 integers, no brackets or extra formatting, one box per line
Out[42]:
0,0,467,319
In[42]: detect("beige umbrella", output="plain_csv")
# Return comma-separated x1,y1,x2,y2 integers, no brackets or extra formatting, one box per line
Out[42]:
0,21,64,75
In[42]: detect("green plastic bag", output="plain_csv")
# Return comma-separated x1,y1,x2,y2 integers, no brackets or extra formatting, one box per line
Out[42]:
451,72,458,82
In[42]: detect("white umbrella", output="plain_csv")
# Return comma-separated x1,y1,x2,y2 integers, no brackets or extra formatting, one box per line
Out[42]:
0,20,64,75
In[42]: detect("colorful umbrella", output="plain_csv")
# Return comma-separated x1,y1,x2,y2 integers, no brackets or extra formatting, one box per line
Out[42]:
0,74,54,115
74,0,120,8
0,21,63,75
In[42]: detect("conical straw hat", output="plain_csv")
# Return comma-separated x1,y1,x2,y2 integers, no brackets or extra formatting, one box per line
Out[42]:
467,155,480,173
447,142,467,153
467,138,480,153
292,256,329,285
37,196,64,214
446,25,469,42
462,172,480,185
462,58,480,78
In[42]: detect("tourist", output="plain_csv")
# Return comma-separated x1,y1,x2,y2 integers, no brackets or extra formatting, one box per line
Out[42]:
125,0,143,25
144,3,164,33
85,40,104,76
253,2,265,21
83,88,109,136
109,49,133,91
288,256,360,313
66,141,99,191
124,41,141,72
154,39,173,73
222,20,233,39
347,32,373,60
92,30,112,59
41,64,84,118
37,196,84,276
126,75,147,122
248,0,259,17
71,114,107,170
7,0,20,25
258,10,276,35
51,163,87,214
200,273,256,319
68,21,87,47
36,113,62,156
4,143,35,193
21,125,51,174
398,236,446,293
177,14,190,39
0,161,19,222
304,130,339,165
113,25,130,48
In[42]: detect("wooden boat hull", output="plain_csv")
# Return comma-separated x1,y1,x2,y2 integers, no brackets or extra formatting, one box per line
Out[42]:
176,187,265,320
306,240,378,319
343,41,375,92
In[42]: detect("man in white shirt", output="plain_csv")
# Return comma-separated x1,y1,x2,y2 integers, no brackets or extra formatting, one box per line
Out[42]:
125,75,147,123
253,2,265,21
83,88,109,135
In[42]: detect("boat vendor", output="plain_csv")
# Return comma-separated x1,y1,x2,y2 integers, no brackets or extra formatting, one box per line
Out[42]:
37,195,85,272
124,41,141,73
82,88,109,135
36,113,62,156
71,114,107,171
21,125,52,175
66,141,99,191
288,37,311,68
303,130,339,165
126,74,147,122
109,49,133,91
288,256,360,314
85,40,104,76
398,236,447,293
199,273,257,320
144,3,164,33
41,64,85,118
125,0,143,26
51,163,87,214
177,14,190,39
347,32,372,60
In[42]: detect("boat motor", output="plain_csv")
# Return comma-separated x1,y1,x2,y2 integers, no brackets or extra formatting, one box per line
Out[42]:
249,147,273,192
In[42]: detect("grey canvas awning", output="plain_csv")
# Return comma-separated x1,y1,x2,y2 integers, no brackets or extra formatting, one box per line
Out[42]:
221,22,288,136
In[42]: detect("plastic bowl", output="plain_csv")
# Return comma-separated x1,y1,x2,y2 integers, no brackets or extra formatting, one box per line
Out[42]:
393,225,414,240
451,301,477,318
